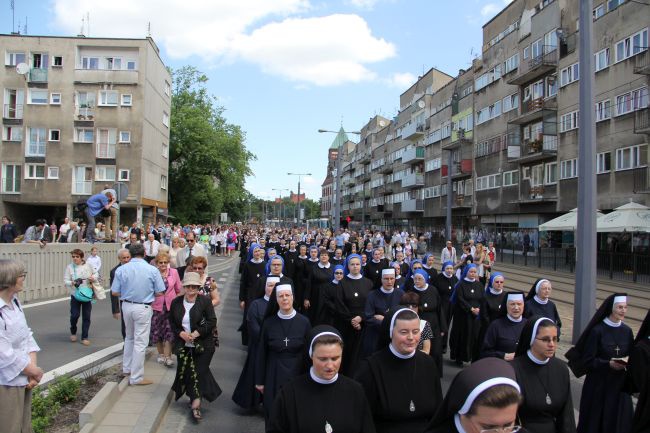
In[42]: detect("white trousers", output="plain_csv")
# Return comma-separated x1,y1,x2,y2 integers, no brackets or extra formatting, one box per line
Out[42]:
122,302,153,384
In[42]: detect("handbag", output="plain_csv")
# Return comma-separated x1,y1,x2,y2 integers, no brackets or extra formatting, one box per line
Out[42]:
91,280,106,300
74,285,94,303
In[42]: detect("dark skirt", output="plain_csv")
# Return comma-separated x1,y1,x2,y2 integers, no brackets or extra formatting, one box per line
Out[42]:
151,305,174,344
172,346,222,402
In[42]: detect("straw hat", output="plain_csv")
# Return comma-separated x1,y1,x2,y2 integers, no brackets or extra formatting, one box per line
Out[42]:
182,272,202,287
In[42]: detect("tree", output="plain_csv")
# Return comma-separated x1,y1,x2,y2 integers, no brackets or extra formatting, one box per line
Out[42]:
168,66,255,223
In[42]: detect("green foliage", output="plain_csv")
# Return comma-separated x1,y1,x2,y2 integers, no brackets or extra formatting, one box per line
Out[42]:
31,375,81,432
169,66,255,223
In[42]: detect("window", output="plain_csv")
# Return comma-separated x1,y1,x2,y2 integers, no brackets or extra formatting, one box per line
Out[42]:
593,4,605,19
544,162,558,185
126,60,136,70
81,57,99,70
597,152,611,173
25,164,45,180
75,128,94,143
560,159,578,179
474,64,503,91
2,126,22,141
504,53,519,74
531,38,543,59
76,91,96,109
162,111,170,127
615,87,648,116
121,94,132,106
5,52,25,66
27,128,46,156
162,142,168,158
560,63,579,87
72,166,92,195
615,28,648,63
608,0,624,11
1,164,21,193
29,89,48,105
119,131,131,143
105,57,122,70
475,174,501,191
546,74,558,98
616,144,647,170
52,56,63,67
49,129,60,142
118,169,130,181
523,46,530,60
164,80,171,97
560,110,580,132
503,170,519,187
441,122,451,139
99,90,119,106
594,48,609,72
96,128,117,158
503,93,519,113
161,175,168,190
596,99,611,122
47,166,59,179
50,92,61,105
95,166,116,181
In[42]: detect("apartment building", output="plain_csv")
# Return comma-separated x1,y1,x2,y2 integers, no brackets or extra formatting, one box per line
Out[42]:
328,0,649,241
320,128,346,219
1,34,171,228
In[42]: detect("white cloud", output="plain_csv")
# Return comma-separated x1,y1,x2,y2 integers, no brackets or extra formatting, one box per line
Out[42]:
385,72,417,89
232,14,395,86
480,3,501,17
51,1,396,86
346,0,380,9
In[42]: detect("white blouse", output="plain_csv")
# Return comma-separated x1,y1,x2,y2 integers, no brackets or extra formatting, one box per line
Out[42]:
0,296,40,386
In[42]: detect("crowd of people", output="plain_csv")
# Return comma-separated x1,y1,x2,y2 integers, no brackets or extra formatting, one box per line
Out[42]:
0,223,649,433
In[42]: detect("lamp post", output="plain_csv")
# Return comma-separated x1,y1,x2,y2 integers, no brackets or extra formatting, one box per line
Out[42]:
318,129,361,231
272,188,289,225
287,173,311,225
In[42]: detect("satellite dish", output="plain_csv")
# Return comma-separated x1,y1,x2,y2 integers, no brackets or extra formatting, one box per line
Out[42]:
417,100,425,109
379,120,386,127
15,63,29,75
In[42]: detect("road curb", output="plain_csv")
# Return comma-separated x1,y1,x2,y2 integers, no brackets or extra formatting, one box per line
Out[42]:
41,342,124,386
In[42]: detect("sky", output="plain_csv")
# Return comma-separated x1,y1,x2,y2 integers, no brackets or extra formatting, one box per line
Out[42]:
1,0,514,202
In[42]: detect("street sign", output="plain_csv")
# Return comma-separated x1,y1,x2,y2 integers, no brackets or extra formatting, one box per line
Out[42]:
220,212,228,223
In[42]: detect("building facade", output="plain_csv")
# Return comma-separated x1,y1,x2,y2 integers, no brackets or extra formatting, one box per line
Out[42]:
325,0,649,247
1,34,171,229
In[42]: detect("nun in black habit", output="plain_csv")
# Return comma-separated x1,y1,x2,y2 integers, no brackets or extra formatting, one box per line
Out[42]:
304,249,334,326
410,269,446,377
232,276,278,410
449,264,487,365
480,291,527,361
628,310,650,433
239,243,268,345
268,325,376,433
432,260,457,352
484,272,507,323
512,316,576,433
364,248,390,290
255,284,311,426
355,307,443,433
424,357,525,433
524,278,562,338
570,293,634,433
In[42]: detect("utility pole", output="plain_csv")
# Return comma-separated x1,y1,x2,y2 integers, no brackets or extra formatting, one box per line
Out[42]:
574,0,597,343
287,173,311,225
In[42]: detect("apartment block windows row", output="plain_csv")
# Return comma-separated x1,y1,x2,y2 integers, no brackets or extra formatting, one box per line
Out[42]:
614,28,648,63
615,87,648,116
80,56,137,71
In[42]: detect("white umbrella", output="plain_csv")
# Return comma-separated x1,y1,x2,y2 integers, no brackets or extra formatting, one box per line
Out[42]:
538,208,604,231
596,202,650,233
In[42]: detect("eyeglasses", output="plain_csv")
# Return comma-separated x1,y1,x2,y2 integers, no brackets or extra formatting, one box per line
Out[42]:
193,266,204,271
535,337,559,344
187,239,195,242
71,255,81,258
157,261,169,265
334,271,344,275
19,272,27,278
480,426,522,433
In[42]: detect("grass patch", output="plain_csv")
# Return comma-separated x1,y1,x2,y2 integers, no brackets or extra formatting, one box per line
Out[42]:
31,375,81,433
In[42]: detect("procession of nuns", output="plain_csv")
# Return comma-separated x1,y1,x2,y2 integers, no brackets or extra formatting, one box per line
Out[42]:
229,234,650,433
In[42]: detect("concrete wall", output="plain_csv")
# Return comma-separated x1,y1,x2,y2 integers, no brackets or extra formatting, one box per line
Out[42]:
0,243,120,302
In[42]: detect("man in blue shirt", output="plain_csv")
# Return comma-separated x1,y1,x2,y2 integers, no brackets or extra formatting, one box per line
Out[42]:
111,243,165,385
85,192,115,244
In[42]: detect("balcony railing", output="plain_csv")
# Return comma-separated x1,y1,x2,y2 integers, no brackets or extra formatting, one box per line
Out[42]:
453,194,472,208
72,181,92,195
74,69,139,85
634,107,650,134
28,68,48,83
519,184,557,202
451,159,473,178
75,106,96,121
401,199,424,213
508,46,558,85
508,135,558,162
634,49,650,75
401,172,424,189
508,97,557,124
633,167,650,194
3,104,24,119
96,144,116,159
402,122,425,140
401,146,425,164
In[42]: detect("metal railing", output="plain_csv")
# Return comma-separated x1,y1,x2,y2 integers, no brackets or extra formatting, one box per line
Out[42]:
28,68,48,83
3,104,24,119
72,180,92,195
635,107,650,133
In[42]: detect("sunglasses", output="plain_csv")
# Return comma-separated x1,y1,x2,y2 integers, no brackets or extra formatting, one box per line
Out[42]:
193,266,204,270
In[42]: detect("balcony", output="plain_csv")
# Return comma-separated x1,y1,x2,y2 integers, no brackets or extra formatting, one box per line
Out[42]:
508,135,558,164
633,167,650,193
402,122,425,140
74,69,139,85
517,184,557,203
443,130,472,150
2,104,23,123
451,159,473,178
379,163,394,174
507,97,557,125
634,107,650,134
507,46,558,86
28,68,48,84
401,172,425,189
74,106,96,126
382,203,394,213
401,146,425,165
359,151,371,164
72,181,92,195
634,50,650,75
453,194,472,209
401,199,424,213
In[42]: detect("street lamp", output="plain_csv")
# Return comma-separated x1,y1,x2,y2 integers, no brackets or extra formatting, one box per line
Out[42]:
287,172,311,225
318,128,361,231
272,188,289,225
